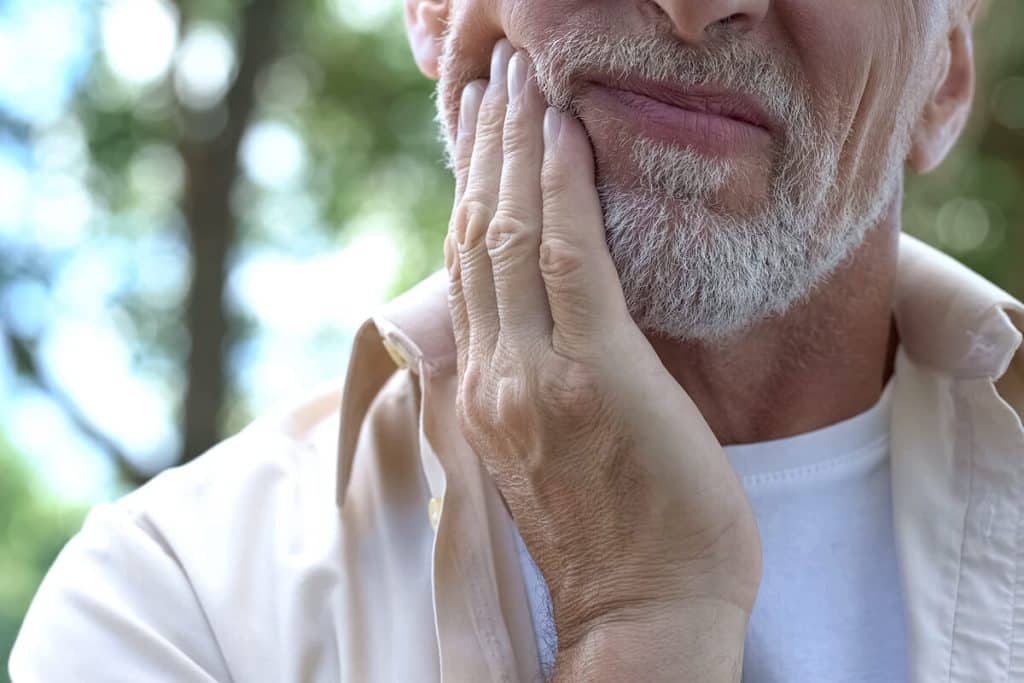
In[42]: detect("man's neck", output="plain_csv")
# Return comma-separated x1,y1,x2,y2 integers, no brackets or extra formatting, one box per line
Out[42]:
646,197,902,447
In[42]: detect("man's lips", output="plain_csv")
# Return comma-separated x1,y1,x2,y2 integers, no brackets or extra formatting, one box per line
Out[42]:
587,76,775,131
582,76,776,155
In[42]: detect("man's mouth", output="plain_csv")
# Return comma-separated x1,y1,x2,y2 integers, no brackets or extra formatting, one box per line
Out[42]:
582,75,775,156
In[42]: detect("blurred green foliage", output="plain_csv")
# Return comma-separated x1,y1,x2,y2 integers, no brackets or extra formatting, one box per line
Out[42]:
903,0,1024,296
2,1,1024,678
0,442,87,677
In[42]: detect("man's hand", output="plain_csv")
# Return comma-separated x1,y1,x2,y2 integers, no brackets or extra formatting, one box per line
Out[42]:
444,39,763,679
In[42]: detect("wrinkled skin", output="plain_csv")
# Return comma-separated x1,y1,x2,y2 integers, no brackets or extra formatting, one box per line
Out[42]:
444,45,761,673
430,0,966,209
408,0,977,677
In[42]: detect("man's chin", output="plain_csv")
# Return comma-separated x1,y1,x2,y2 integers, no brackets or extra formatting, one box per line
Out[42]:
589,149,773,221
596,182,774,234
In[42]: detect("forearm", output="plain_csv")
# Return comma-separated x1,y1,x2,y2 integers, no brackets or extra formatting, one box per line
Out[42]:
551,600,750,682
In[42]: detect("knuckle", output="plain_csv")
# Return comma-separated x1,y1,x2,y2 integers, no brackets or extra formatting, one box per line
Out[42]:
492,374,533,432
537,359,605,419
456,361,487,428
457,198,494,249
539,236,583,280
461,359,485,396
485,214,534,256
457,360,541,446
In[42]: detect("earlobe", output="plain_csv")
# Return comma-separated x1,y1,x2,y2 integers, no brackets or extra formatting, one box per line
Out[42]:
404,0,450,80
907,16,976,174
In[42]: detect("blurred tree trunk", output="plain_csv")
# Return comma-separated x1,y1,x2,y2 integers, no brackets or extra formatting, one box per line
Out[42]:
178,0,285,463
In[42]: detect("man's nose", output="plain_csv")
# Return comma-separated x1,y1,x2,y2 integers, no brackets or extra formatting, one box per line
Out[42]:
644,0,769,43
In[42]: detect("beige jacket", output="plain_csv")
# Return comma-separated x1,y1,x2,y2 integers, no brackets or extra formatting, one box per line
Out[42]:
9,234,1024,682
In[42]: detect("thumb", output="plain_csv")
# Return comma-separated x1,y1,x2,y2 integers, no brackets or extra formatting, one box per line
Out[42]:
540,108,631,354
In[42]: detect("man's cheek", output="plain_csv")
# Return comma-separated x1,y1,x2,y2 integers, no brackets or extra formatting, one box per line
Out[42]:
499,0,593,54
500,1,553,43
448,0,505,58
434,3,510,154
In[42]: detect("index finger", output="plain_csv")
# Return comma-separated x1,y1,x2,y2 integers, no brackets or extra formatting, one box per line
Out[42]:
540,109,631,354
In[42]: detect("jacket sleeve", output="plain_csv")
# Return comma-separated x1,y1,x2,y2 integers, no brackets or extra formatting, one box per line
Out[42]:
8,501,233,682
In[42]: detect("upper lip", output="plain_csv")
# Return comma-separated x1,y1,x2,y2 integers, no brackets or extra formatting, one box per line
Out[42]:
586,75,776,132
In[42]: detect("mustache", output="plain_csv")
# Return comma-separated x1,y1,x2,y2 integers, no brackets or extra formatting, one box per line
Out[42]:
435,21,820,174
529,23,815,137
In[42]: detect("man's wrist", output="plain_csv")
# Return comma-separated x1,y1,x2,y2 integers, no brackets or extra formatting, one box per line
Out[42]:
551,598,750,682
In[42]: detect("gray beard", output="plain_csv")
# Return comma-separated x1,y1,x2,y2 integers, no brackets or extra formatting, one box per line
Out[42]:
596,131,903,343
436,22,916,342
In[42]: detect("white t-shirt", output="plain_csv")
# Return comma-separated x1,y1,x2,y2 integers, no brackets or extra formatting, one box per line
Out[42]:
514,380,910,681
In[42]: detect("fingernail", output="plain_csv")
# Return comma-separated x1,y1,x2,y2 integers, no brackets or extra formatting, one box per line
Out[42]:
508,53,526,102
543,107,562,148
459,81,484,136
490,39,513,86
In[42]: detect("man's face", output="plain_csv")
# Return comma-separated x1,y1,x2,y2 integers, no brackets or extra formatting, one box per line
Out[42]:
433,0,952,341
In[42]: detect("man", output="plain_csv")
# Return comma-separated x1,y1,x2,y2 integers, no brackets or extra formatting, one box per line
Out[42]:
9,0,1024,680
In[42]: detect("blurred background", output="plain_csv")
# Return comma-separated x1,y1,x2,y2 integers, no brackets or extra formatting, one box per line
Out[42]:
0,0,1022,674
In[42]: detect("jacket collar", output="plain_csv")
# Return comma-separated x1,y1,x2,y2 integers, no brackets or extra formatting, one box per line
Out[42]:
894,234,1022,380
336,233,1024,506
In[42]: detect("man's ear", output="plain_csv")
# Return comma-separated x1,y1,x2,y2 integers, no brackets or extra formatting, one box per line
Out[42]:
404,0,450,79
906,11,976,173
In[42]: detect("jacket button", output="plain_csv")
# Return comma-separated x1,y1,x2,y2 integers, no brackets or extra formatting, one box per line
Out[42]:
428,497,443,530
381,338,408,369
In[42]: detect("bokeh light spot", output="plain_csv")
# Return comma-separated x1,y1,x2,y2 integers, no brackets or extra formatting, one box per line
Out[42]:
936,198,991,253
992,77,1024,131
100,0,179,86
174,22,237,110
240,120,307,188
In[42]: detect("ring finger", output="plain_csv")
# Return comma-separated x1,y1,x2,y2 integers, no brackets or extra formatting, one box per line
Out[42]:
456,38,515,361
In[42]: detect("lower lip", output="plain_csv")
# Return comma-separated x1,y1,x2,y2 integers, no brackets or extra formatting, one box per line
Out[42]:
586,85,772,156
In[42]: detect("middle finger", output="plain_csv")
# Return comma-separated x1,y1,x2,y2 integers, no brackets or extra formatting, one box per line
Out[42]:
489,51,552,348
